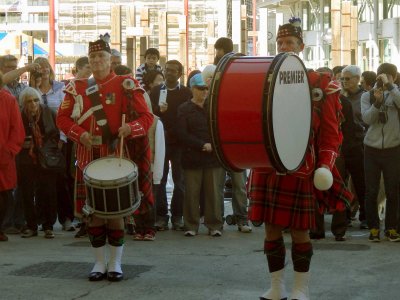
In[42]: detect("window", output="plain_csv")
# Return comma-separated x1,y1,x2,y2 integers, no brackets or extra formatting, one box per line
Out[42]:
379,38,392,63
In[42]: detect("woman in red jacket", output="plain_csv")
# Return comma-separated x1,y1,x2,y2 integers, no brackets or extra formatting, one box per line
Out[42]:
0,72,25,242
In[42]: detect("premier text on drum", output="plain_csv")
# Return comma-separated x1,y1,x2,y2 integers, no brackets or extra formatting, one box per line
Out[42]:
279,70,305,85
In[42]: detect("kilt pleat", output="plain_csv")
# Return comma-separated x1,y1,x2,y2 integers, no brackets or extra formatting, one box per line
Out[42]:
248,170,316,230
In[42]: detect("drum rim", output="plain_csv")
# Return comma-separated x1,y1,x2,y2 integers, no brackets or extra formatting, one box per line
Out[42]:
208,52,245,172
262,52,312,173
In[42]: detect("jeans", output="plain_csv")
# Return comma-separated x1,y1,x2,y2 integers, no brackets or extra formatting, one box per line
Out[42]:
364,145,400,230
2,187,24,230
228,170,249,223
0,191,12,232
343,145,366,221
156,143,184,221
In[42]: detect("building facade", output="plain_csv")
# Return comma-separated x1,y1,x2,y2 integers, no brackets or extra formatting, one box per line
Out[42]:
1,0,399,77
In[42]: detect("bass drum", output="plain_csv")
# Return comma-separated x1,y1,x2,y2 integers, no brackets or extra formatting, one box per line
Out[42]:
208,52,312,173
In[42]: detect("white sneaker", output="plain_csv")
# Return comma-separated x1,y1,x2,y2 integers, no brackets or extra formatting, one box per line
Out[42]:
184,230,197,237
238,224,252,233
209,229,222,237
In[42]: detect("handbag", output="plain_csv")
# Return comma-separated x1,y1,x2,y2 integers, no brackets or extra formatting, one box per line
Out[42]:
38,140,66,172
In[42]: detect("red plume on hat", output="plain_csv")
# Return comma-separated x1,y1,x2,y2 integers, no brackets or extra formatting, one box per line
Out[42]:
88,33,111,55
276,17,303,42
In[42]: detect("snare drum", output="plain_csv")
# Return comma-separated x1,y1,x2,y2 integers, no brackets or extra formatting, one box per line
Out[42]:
208,52,312,173
83,157,141,218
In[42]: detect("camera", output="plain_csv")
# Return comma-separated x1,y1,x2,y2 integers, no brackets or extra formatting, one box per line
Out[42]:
376,78,384,88
31,71,42,79
379,110,388,124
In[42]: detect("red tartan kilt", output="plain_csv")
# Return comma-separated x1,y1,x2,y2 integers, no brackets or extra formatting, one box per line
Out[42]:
248,170,316,230
74,167,86,218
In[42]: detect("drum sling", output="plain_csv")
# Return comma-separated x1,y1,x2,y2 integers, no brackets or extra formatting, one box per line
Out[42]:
86,77,113,144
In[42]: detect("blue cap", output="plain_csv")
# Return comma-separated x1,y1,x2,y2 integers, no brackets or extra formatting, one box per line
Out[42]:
189,73,207,87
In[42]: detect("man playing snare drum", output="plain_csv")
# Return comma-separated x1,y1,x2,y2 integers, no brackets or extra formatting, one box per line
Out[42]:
57,36,153,282
248,17,351,300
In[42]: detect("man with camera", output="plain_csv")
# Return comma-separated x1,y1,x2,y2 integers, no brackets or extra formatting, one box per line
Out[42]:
361,63,400,242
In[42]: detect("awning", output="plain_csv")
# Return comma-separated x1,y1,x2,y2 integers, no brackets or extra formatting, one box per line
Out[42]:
0,32,7,41
20,39,63,56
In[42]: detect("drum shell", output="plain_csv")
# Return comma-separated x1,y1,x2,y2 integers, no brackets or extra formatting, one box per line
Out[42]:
209,53,312,173
211,56,274,170
83,157,141,218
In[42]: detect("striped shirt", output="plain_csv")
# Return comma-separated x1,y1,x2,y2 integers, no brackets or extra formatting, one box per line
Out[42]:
135,63,163,87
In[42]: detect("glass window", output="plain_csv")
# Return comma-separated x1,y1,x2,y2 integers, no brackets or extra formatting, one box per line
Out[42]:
379,38,392,63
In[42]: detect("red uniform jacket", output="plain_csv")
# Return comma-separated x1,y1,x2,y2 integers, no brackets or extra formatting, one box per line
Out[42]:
57,73,153,169
0,89,25,191
57,73,154,215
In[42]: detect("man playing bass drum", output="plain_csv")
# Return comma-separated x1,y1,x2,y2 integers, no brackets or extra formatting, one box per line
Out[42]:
248,17,352,300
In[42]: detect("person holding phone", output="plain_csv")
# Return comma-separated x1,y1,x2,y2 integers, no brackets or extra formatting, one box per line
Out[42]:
361,63,400,242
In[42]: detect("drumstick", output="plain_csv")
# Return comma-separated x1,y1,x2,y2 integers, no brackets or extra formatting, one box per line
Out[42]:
119,114,126,166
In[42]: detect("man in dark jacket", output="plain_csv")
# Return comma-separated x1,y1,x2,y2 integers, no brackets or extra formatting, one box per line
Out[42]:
150,60,192,231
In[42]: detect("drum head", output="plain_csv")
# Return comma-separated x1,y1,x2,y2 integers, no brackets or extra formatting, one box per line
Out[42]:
265,53,312,172
84,157,137,182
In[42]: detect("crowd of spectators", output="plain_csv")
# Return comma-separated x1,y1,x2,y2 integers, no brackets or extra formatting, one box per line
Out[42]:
1,38,399,245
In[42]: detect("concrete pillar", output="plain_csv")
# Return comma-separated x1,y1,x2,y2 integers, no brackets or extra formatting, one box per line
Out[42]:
207,21,215,65
392,18,400,69
139,8,149,64
232,0,241,52
373,0,379,71
126,5,136,71
158,11,168,67
259,8,268,55
110,5,122,52
331,0,341,67
240,5,247,54
351,5,358,65
341,1,351,65
217,1,228,38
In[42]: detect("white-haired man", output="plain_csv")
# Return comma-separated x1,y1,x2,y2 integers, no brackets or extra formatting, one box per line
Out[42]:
57,37,153,282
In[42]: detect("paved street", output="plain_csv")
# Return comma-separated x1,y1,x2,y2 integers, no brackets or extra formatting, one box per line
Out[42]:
0,202,399,300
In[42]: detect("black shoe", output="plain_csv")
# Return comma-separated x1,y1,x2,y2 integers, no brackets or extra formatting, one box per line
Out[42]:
360,220,369,230
335,235,346,241
126,224,135,235
309,232,325,240
0,232,8,242
260,297,287,300
88,272,106,281
75,224,87,238
107,271,123,282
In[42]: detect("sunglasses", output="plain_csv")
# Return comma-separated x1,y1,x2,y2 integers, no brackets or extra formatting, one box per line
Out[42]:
340,77,353,81
195,86,209,91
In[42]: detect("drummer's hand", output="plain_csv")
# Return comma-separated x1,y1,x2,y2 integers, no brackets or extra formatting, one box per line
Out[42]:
80,132,92,149
202,143,212,152
160,102,168,113
320,164,329,169
118,123,132,138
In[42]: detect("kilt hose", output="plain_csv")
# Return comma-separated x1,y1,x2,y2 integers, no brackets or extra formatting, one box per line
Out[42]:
248,170,315,230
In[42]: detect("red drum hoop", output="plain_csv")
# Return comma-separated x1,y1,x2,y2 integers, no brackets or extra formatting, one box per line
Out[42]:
208,52,312,173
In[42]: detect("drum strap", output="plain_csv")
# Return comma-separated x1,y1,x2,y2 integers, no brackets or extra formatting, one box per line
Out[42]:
86,77,113,144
